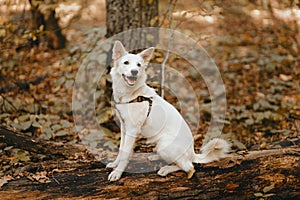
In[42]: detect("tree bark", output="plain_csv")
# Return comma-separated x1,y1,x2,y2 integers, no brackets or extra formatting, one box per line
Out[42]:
103,1,159,116
105,0,159,50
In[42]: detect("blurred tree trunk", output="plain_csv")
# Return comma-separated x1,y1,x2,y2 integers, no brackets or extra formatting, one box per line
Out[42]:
104,1,159,126
29,0,66,49
105,0,159,50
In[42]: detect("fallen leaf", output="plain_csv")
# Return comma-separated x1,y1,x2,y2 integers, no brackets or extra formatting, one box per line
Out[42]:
254,192,263,197
55,130,68,137
232,139,247,150
263,193,276,197
279,74,292,81
20,120,32,130
60,119,71,128
0,175,14,188
31,171,51,183
263,184,275,193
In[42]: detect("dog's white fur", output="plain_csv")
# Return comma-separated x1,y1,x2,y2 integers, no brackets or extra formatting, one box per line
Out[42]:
107,41,230,181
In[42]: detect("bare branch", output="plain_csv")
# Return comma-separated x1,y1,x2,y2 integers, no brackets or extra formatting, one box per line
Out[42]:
161,0,177,98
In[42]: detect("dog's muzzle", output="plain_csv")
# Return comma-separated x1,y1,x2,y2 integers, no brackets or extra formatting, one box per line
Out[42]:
122,74,137,86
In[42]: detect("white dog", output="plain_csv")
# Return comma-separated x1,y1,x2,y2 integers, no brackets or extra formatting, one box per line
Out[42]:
107,41,230,181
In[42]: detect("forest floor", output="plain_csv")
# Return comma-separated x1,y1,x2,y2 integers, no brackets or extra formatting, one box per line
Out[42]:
0,0,299,199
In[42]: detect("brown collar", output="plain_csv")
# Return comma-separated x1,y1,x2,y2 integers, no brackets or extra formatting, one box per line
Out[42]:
115,96,153,117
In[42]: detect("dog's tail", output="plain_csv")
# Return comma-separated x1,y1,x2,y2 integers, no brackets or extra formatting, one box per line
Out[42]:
193,138,231,164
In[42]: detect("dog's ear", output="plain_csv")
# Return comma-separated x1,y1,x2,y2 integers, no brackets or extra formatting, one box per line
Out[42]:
112,41,127,60
138,47,155,65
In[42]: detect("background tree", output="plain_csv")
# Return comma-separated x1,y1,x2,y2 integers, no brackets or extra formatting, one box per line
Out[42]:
105,0,159,50
29,0,66,49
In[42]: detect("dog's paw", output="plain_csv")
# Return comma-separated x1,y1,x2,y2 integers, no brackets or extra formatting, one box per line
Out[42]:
147,154,160,161
108,170,122,181
157,166,172,176
106,161,118,168
157,165,180,177
157,167,169,176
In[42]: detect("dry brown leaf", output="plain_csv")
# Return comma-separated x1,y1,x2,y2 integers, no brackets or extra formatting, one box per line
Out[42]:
0,175,14,188
31,171,51,183
279,74,292,81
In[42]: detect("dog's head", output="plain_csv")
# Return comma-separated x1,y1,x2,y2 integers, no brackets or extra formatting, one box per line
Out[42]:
111,40,154,87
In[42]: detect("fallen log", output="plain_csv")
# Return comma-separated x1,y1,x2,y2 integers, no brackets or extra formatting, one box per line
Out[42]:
0,144,299,198
1,153,299,199
0,125,299,199
0,125,85,159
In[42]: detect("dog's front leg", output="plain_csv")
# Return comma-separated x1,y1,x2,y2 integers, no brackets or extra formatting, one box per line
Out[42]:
106,123,125,168
108,133,137,181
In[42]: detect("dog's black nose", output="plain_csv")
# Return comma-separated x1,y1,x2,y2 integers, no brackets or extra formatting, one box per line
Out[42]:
131,69,138,76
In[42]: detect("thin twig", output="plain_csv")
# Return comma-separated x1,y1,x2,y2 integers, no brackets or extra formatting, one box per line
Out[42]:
51,173,60,185
161,0,177,98
0,94,18,112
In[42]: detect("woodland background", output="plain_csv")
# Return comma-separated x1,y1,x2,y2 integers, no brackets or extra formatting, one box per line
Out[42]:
0,0,299,199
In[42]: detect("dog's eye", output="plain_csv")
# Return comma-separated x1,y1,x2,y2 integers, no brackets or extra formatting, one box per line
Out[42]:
137,63,141,67
123,61,129,65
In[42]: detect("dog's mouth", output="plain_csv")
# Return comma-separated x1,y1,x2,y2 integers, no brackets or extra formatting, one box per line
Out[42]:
122,74,137,86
